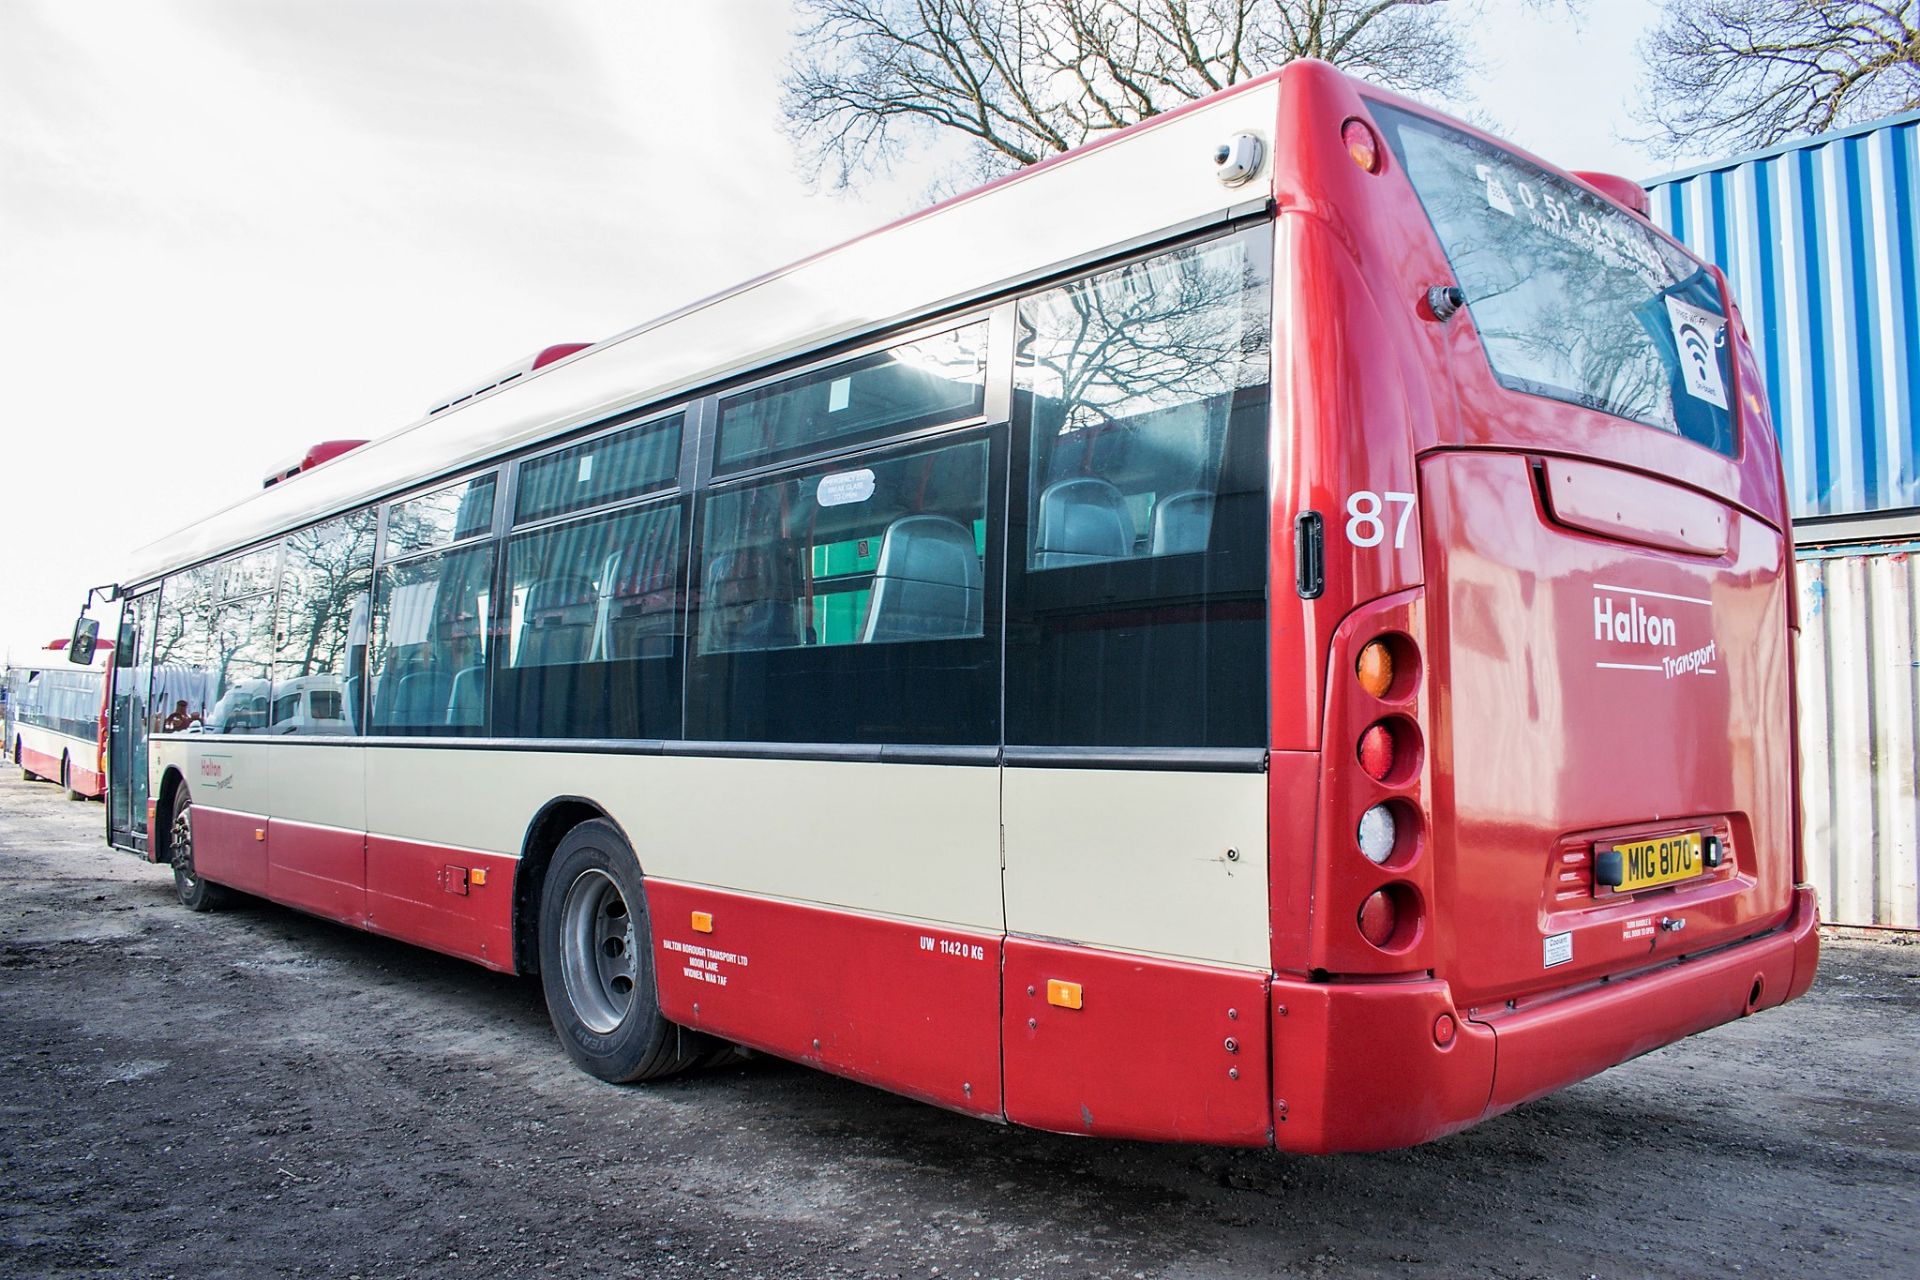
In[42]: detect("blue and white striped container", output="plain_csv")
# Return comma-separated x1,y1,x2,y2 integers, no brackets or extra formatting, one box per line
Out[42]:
1646,112,1920,526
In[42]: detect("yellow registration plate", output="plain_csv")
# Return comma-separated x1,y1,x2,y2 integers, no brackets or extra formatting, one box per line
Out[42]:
1602,832,1705,893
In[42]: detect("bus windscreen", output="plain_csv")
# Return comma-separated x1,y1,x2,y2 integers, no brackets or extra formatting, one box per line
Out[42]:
1373,103,1738,458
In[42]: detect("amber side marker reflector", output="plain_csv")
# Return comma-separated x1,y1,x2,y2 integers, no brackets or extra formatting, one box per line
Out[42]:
254,828,266,842
1357,640,1394,698
470,867,487,886
1046,980,1083,1010
1343,117,1381,173
691,911,714,934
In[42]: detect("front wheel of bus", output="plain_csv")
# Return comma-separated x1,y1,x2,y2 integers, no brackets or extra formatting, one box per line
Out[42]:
168,787,231,912
538,820,685,1084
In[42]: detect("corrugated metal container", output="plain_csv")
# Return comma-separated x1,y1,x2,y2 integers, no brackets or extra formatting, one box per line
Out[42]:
1646,112,1920,523
1795,545,1920,928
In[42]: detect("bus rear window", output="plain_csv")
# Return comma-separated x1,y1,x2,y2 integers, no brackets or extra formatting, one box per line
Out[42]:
1373,104,1737,458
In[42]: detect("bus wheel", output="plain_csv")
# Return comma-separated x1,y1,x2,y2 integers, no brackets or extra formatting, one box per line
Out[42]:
63,757,83,802
167,787,231,912
537,819,687,1084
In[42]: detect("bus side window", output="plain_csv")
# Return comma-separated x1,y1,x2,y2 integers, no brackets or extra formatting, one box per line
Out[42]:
368,542,495,738
687,434,999,745
1008,231,1272,749
495,499,684,740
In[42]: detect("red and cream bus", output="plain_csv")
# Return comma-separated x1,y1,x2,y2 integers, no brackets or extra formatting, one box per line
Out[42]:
9,644,111,800
97,60,1817,1152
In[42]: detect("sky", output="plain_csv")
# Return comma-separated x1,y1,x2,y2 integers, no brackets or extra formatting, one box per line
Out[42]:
0,0,1687,661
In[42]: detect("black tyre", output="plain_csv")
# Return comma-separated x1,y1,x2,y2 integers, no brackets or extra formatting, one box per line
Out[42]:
537,819,689,1083
63,757,84,802
167,786,232,912
19,740,37,782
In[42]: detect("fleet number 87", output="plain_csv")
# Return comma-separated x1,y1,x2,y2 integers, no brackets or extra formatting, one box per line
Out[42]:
1345,490,1417,548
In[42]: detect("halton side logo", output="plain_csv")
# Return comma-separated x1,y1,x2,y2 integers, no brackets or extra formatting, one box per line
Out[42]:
1591,584,1718,680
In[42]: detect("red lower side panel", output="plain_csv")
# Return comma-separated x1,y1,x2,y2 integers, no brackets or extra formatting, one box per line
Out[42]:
267,819,367,928
647,882,1002,1119
19,745,60,782
190,805,270,896
1482,886,1819,1116
1003,938,1272,1146
70,764,104,798
365,835,517,972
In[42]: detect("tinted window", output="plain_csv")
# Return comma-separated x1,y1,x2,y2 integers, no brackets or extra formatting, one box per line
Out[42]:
1375,105,1736,457
495,501,684,739
715,323,988,472
1008,232,1271,748
153,566,218,733
210,594,276,733
514,414,682,525
275,511,375,735
688,434,998,744
369,542,495,736
386,473,497,558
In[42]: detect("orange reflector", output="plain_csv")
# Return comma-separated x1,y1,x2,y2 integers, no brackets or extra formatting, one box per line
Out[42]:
691,911,714,934
1357,641,1393,698
1342,118,1381,173
469,867,487,886
254,828,266,842
1046,979,1083,1010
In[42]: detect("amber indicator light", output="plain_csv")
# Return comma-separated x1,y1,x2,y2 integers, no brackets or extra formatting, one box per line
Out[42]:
1357,640,1394,698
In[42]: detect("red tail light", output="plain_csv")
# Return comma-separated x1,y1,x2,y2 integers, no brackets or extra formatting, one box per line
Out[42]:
1358,889,1398,947
1357,723,1395,781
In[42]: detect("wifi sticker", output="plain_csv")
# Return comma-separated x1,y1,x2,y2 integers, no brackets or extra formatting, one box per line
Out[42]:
1664,297,1728,409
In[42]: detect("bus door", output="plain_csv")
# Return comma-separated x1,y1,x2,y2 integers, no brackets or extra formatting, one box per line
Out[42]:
109,591,158,853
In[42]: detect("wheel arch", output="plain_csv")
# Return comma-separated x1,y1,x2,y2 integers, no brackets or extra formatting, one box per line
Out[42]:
513,796,640,976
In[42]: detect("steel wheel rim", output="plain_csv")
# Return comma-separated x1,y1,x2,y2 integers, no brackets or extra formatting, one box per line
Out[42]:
559,867,637,1034
171,805,197,890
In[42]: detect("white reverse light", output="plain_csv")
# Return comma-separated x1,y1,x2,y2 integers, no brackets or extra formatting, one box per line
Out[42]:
1357,803,1397,864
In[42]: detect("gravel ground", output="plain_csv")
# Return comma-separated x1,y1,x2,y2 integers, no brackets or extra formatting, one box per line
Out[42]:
1,767,1916,1279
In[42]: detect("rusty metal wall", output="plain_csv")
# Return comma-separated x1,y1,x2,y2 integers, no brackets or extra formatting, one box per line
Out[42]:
1796,544,1920,928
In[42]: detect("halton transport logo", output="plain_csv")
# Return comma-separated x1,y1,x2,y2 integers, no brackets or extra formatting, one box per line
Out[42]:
1591,583,1718,680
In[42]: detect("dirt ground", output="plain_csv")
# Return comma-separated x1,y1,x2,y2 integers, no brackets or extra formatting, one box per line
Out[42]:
1,770,1916,1279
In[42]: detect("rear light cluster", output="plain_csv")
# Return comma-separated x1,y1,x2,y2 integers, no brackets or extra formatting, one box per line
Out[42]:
1348,634,1424,953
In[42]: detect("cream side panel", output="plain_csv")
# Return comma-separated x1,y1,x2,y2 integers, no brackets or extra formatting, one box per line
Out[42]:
363,750,1003,931
1003,768,1269,970
173,737,273,817
271,743,366,830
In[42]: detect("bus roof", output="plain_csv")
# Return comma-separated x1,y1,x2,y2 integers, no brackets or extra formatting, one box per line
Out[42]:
121,71,1289,589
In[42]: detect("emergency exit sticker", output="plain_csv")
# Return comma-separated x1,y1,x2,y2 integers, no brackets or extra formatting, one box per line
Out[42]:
1664,297,1729,409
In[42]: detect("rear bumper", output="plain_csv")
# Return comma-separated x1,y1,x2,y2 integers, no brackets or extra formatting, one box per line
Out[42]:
1271,886,1819,1154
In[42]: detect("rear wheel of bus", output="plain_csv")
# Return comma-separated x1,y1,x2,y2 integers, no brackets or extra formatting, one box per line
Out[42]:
166,785,232,912
537,819,688,1083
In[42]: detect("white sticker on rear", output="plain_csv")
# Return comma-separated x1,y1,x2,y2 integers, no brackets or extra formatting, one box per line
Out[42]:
1664,297,1729,408
1543,931,1574,968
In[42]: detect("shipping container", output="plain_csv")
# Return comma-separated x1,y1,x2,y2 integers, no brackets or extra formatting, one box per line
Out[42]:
1646,110,1920,535
1648,115,1920,928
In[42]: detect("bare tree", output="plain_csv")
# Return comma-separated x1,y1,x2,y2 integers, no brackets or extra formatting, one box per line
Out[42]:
1638,1,1920,157
781,0,1479,189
